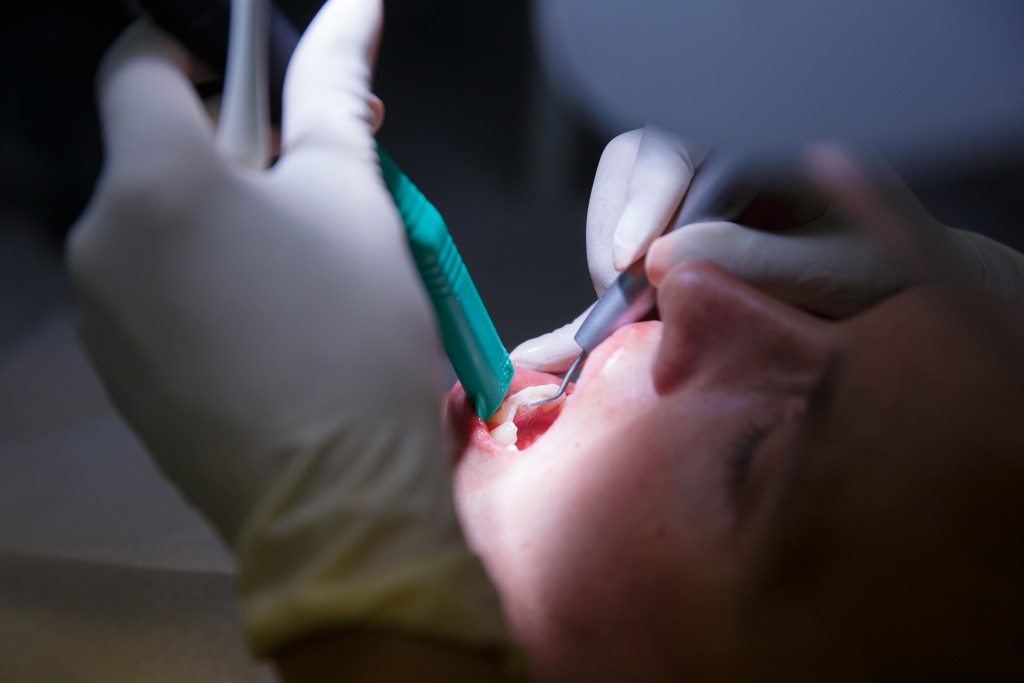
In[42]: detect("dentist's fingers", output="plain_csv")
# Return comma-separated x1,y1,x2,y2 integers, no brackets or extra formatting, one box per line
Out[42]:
520,128,703,373
96,20,217,179
611,127,703,271
645,218,892,318
803,144,970,288
281,0,383,159
509,304,596,373
216,0,271,169
805,144,1024,370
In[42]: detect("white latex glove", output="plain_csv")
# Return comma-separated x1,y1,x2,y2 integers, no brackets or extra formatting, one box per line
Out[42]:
67,0,506,658
644,145,1024,316
512,132,1024,373
510,127,705,372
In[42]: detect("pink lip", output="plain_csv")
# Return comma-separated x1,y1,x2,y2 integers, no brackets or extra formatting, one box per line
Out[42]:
445,322,665,461
445,365,575,458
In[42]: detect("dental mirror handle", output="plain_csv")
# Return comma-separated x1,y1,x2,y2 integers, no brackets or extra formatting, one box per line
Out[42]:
575,151,764,352
136,0,295,125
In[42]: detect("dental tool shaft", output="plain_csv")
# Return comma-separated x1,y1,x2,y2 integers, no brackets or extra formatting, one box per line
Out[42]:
526,349,586,407
137,0,295,124
216,0,270,168
574,151,764,353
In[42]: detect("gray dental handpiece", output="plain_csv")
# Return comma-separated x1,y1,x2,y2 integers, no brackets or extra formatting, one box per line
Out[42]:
530,151,764,407
575,150,764,353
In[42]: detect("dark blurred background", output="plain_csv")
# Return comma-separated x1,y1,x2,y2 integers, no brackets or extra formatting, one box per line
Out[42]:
0,0,606,358
3,0,1024,352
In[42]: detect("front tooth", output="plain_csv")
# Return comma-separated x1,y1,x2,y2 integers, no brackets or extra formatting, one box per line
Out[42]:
486,384,562,428
490,421,518,448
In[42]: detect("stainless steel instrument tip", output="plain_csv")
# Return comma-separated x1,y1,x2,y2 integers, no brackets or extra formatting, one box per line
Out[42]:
526,350,586,407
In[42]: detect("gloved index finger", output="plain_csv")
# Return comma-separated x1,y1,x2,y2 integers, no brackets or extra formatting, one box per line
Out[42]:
805,144,968,288
97,20,217,178
281,0,383,158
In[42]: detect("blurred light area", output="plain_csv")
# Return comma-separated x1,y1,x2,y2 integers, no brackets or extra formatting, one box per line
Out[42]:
533,0,1024,173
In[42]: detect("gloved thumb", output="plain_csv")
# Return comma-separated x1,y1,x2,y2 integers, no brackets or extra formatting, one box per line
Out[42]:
509,303,595,373
281,0,383,156
610,127,703,271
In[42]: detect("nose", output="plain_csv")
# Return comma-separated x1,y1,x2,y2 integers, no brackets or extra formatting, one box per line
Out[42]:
653,258,832,395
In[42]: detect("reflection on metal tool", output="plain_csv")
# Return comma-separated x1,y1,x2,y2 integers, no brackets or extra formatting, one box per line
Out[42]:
530,150,765,406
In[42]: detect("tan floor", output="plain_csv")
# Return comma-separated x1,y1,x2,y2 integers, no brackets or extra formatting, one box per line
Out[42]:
0,554,272,683
0,214,272,682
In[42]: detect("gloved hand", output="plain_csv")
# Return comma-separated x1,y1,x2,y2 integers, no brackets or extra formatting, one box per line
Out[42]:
644,145,1024,318
512,129,1024,373
67,0,506,659
510,126,705,372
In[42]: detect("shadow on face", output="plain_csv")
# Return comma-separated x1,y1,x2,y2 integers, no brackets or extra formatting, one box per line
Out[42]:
733,281,1024,682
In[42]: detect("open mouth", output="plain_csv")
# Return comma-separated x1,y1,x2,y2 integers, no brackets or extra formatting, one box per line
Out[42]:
445,365,575,457
485,382,570,450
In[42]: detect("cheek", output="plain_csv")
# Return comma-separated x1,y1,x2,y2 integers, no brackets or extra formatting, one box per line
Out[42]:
550,416,735,605
455,414,736,678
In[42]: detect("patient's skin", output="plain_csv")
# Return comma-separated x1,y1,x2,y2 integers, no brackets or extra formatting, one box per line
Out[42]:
446,259,1024,683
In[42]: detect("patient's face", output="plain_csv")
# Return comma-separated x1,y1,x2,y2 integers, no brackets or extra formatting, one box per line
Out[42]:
446,260,1024,682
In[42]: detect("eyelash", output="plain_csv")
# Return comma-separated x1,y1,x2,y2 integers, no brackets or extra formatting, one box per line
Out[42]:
726,420,768,494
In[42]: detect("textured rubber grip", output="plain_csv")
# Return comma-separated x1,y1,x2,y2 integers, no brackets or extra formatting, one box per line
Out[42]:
378,148,513,420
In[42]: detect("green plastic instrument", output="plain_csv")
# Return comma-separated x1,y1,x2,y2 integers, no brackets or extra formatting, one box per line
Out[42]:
378,147,513,421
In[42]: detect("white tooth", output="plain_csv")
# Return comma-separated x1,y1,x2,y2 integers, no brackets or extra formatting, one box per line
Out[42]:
538,398,563,413
487,402,516,428
513,384,563,405
486,384,562,429
486,383,569,450
490,421,519,448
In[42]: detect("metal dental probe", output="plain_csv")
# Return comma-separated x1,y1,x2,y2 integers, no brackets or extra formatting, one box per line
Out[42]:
528,349,586,408
529,150,765,407
138,0,514,420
